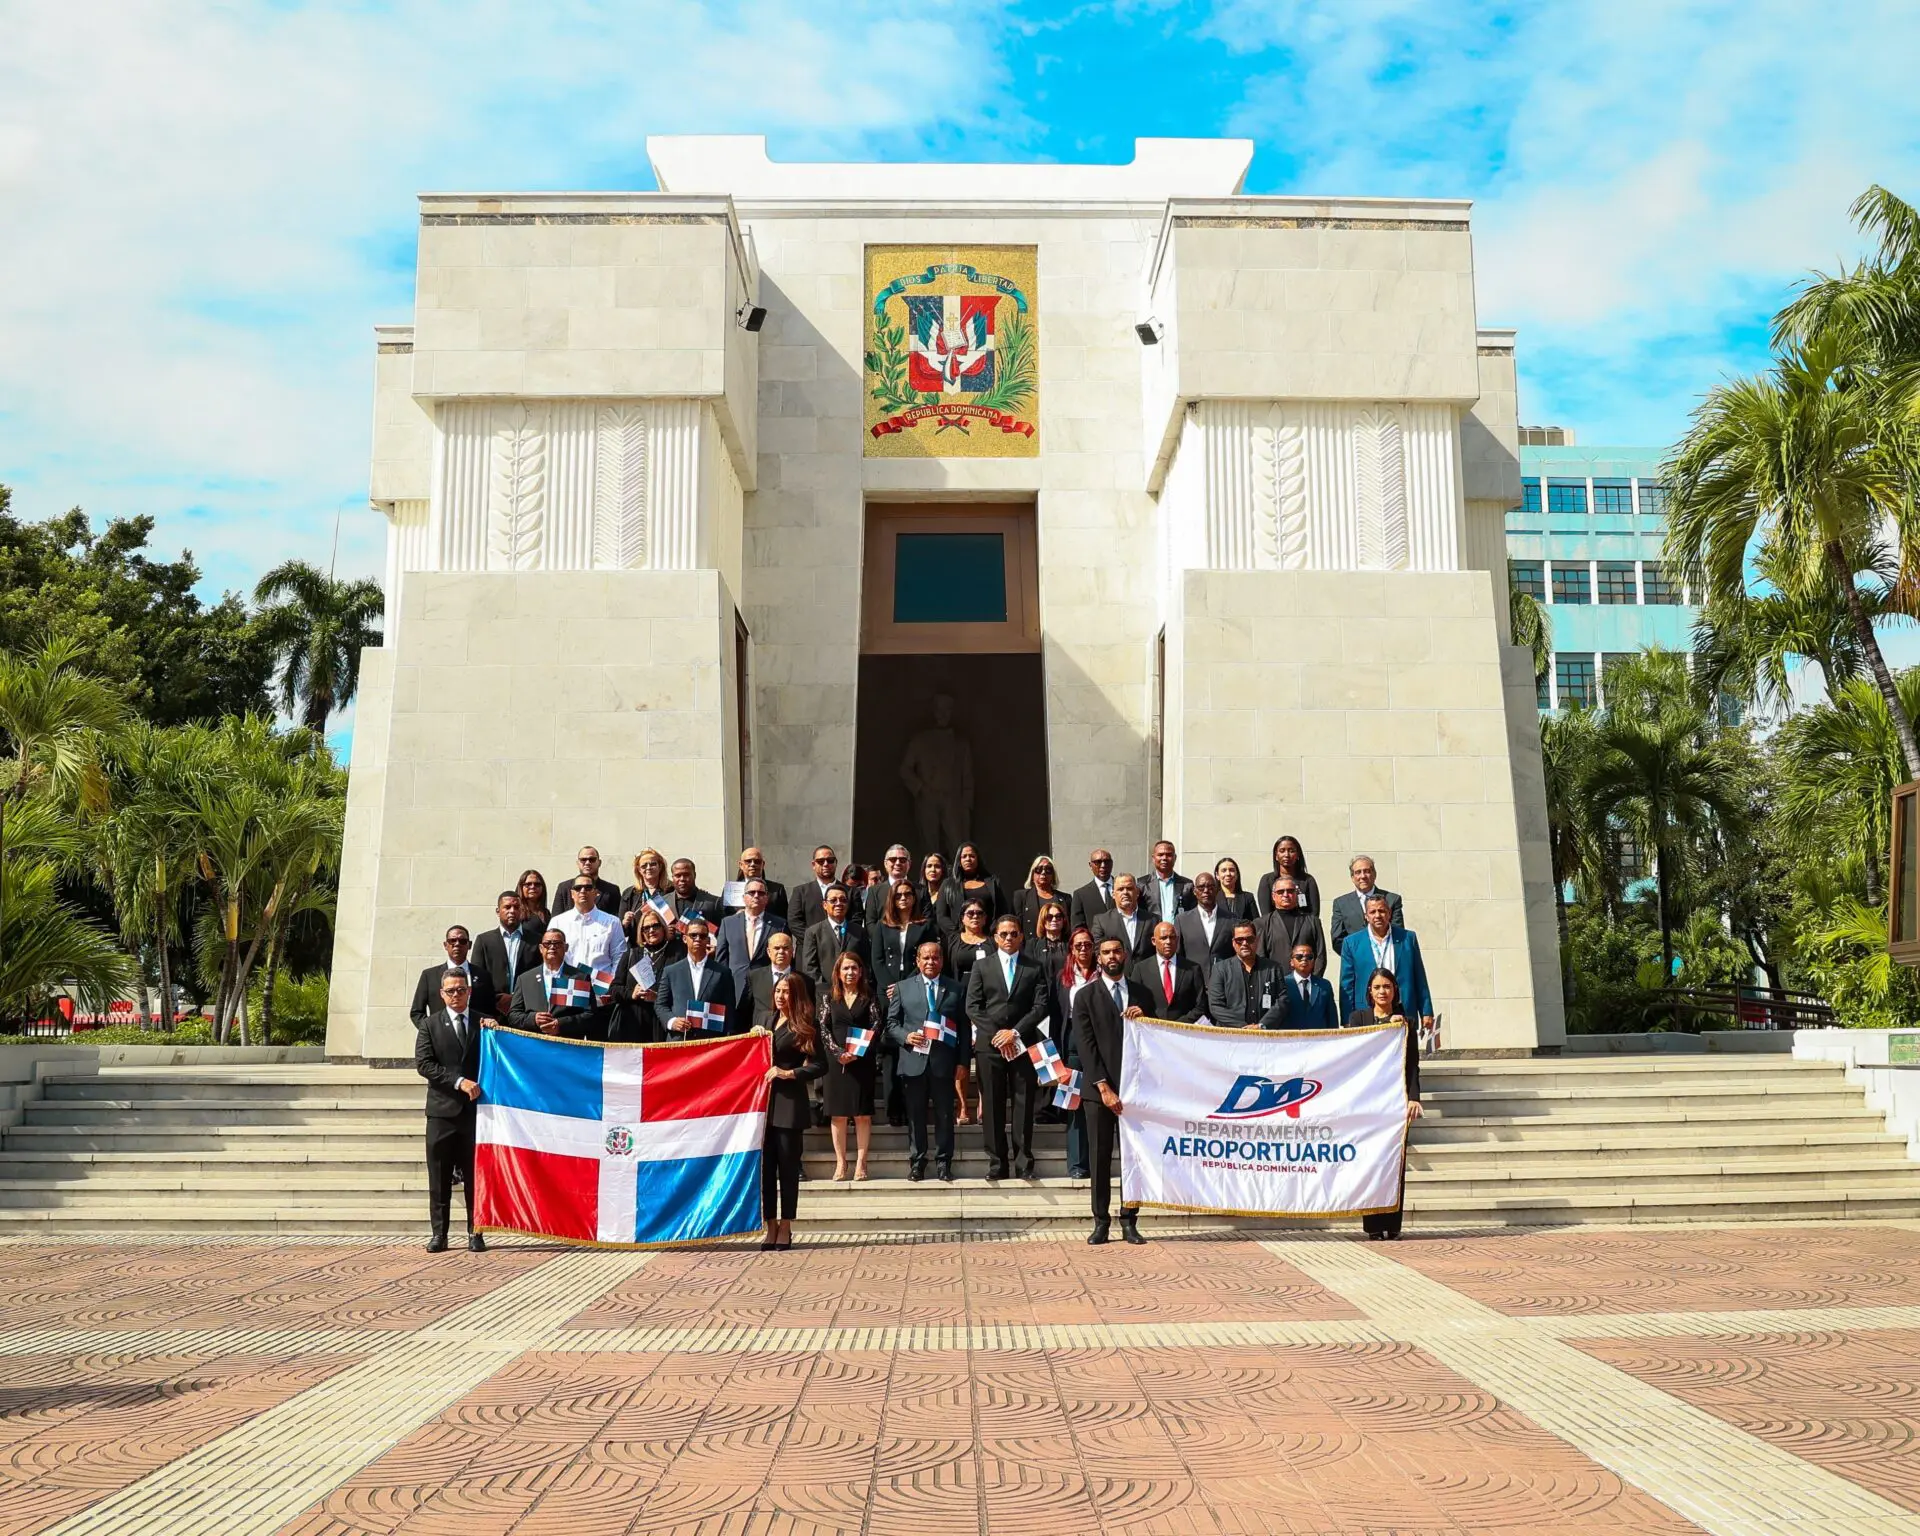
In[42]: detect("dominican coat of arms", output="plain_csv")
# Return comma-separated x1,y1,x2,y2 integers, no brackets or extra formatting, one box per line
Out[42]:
864,245,1038,457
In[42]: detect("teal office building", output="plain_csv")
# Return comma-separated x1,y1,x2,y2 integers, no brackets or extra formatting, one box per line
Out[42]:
1505,433,1694,711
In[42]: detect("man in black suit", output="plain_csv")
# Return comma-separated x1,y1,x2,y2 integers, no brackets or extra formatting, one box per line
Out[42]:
1175,872,1236,982
748,930,804,1033
1207,923,1290,1028
714,877,786,1000
414,970,485,1253
726,847,789,923
1328,854,1404,953
1091,874,1155,962
1139,840,1195,923
789,846,842,933
864,844,915,925
1068,849,1116,934
471,892,537,1018
1129,921,1205,1023
884,939,966,1182
654,917,743,1037
1258,876,1327,975
508,928,598,1039
667,859,724,929
800,883,869,995
551,846,620,915
1072,935,1145,1246
409,925,497,1028
964,914,1050,1179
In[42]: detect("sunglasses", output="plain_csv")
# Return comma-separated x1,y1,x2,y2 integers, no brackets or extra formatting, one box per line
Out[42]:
573,885,596,894
1233,935,1256,945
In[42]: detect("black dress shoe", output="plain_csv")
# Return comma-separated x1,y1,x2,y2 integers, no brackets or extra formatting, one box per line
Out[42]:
426,1231,449,1253
987,1164,1010,1181
1019,1158,1037,1179
937,1162,954,1183
467,1232,487,1253
908,1162,925,1183
1087,1220,1111,1246
1120,1214,1146,1246
1069,1167,1091,1180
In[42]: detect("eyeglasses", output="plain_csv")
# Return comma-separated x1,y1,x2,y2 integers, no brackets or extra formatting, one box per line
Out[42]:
573,885,595,895
814,857,835,867
1233,935,1256,946
1291,951,1314,961
1090,857,1112,867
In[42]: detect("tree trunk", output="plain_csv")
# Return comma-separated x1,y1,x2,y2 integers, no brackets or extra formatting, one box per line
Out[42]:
1655,832,1675,984
155,920,174,1034
1831,541,1920,777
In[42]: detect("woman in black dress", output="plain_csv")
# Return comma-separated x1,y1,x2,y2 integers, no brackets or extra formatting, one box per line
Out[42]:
515,869,551,939
822,950,881,1181
917,852,951,937
1213,858,1258,922
946,898,994,1125
1345,967,1423,1240
762,973,825,1250
1258,836,1322,917
1013,856,1065,937
936,842,1008,936
611,911,685,1040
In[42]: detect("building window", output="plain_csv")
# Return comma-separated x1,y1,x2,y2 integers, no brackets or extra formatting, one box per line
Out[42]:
1521,479,1543,515
892,532,1007,622
1551,563,1591,604
1642,562,1681,604
1637,481,1671,518
1601,652,1635,698
1613,826,1646,880
1547,480,1589,515
1592,480,1633,514
1510,560,1546,601
1597,562,1638,604
1537,667,1552,710
1555,653,1597,708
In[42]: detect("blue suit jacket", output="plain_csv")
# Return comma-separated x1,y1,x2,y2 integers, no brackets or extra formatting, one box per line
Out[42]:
884,974,966,1076
1337,928,1434,1021
1278,973,1340,1031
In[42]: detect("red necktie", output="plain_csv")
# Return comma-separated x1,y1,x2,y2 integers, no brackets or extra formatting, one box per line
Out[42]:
1162,960,1174,1004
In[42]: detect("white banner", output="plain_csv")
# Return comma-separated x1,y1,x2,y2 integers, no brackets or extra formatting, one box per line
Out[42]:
1118,1018,1410,1218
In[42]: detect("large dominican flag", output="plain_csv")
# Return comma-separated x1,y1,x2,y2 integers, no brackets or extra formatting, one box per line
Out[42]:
474,1026,772,1246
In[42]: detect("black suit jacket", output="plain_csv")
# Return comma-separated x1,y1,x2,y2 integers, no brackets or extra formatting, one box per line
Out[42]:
1072,975,1139,1096
670,888,725,929
1138,872,1196,921
871,920,937,997
653,957,742,1039
470,927,538,1008
1328,887,1404,952
749,967,807,1033
509,966,597,1039
1091,906,1156,962
1257,869,1323,917
962,948,1050,1055
1068,879,1116,935
553,874,620,916
1175,906,1237,980
789,880,840,935
416,1007,482,1120
410,963,496,1029
1128,954,1206,1023
1257,907,1328,977
1206,958,1291,1029
799,918,871,996
713,911,787,998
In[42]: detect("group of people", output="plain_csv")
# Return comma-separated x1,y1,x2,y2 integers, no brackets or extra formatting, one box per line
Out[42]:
414,837,1433,1253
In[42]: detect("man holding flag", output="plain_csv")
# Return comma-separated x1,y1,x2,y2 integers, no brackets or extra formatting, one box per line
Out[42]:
654,917,742,1038
509,928,598,1039
885,939,965,1182
1072,935,1146,1246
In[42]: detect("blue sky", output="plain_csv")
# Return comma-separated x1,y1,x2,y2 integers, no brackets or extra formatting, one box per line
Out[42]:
3,0,1918,628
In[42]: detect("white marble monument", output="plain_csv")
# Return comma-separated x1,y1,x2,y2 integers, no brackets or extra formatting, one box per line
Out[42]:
328,136,1564,1061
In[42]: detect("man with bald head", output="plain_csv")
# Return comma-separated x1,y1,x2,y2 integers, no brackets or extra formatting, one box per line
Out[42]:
1128,920,1205,1022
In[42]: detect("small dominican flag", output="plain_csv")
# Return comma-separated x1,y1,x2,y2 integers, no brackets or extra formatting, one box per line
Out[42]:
589,967,618,1002
550,972,593,1011
1053,1069,1082,1112
475,1026,772,1246
1029,1037,1070,1086
686,1001,728,1034
915,1014,958,1054
846,1025,874,1058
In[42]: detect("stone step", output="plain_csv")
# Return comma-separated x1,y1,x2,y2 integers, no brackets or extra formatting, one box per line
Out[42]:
43,1078,421,1104
1409,1127,1906,1157
21,1103,424,1126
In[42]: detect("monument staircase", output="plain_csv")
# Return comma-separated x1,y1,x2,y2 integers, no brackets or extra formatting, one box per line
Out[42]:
0,1052,1915,1235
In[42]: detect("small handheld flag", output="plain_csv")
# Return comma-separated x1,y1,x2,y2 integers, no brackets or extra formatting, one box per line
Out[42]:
589,967,617,1002
685,1001,728,1034
550,973,593,1011
1054,1069,1082,1111
1029,1037,1070,1085
915,1013,957,1054
846,1025,874,1058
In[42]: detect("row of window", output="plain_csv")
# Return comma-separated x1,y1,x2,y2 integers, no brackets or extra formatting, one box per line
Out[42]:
1537,651,1638,710
1511,559,1682,606
1517,478,1670,518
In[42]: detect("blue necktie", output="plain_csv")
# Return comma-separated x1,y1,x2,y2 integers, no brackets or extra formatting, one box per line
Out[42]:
927,982,938,1022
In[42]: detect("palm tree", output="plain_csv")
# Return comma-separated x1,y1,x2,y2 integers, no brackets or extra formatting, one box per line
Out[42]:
1666,334,1920,776
253,561,384,733
0,797,135,1027
1509,580,1551,689
1773,673,1920,904
1775,185,1920,418
1538,707,1603,1005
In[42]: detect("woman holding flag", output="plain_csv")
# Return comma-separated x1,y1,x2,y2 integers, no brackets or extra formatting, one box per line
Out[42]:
1346,967,1425,1241
823,951,882,1181
763,973,826,1250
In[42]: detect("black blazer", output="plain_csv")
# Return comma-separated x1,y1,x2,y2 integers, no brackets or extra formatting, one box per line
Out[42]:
1206,959,1290,1029
1128,954,1206,1024
766,1023,828,1131
799,918,872,996
749,967,807,1033
788,880,840,935
962,947,1049,1054
1346,1010,1422,1100
1013,886,1068,937
1328,887,1404,952
1257,907,1328,977
653,957,742,1038
1071,975,1139,1097
1138,872,1196,921
508,966,598,1039
553,874,621,916
1091,906,1156,962
416,1007,482,1120
471,927,538,1006
1216,889,1258,923
872,920,936,999
410,963,496,1029
1068,879,1116,935
1257,869,1323,917
1175,906,1237,980
670,888,725,929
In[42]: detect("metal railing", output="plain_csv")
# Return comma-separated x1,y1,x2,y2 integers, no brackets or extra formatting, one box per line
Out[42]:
1648,985,1835,1033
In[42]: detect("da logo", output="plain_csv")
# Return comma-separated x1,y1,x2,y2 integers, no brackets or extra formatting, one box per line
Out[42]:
1214,1074,1322,1120
604,1125,635,1157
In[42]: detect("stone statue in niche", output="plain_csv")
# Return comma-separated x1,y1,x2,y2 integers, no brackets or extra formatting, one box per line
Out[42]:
899,693,974,858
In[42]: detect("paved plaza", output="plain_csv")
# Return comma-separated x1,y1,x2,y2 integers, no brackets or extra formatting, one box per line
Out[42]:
4,1226,1920,1535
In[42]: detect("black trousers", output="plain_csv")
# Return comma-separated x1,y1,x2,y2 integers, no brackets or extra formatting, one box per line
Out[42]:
426,1113,475,1234
1362,1152,1408,1238
1090,1098,1136,1222
975,1047,1036,1171
900,1067,956,1165
762,1124,805,1221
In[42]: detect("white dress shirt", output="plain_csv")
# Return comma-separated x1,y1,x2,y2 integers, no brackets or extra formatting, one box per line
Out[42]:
1197,906,1218,942
553,905,626,971
687,957,709,997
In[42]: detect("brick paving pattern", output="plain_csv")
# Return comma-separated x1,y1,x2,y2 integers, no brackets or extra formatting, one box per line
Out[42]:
4,1225,1920,1534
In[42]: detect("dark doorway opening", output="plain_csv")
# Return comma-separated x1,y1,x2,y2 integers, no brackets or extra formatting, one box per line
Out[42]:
852,654,1051,883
